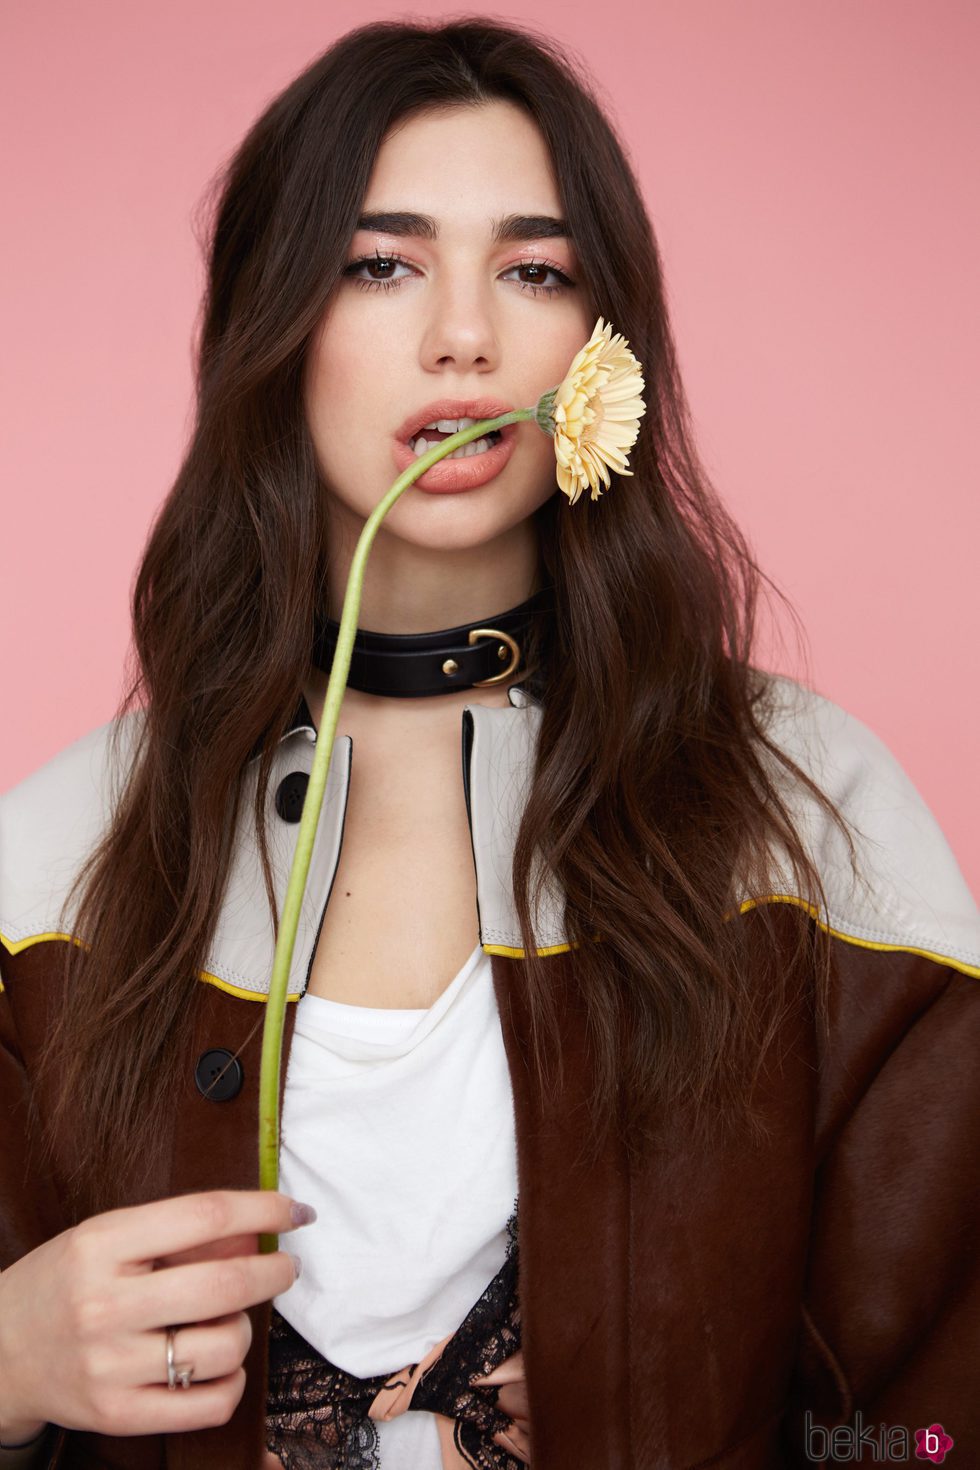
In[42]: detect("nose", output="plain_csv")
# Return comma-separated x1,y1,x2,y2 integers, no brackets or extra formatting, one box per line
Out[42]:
419,272,500,373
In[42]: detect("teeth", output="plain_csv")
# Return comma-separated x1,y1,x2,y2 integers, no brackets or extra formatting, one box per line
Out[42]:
420,416,479,433
411,435,496,459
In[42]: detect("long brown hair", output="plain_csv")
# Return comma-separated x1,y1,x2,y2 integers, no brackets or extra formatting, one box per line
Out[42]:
35,17,858,1217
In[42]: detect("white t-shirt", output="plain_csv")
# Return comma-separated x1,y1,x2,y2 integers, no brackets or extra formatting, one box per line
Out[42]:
272,941,519,1467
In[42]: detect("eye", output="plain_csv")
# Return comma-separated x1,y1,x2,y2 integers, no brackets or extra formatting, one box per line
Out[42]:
342,251,414,293
342,251,576,297
503,259,576,298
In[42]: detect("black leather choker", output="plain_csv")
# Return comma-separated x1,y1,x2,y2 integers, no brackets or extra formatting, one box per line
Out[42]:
311,585,554,698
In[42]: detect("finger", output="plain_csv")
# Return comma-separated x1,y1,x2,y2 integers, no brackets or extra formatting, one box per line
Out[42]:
126,1313,253,1390
122,1249,300,1331
155,1231,259,1270
495,1380,530,1423
85,1191,304,1269
111,1369,247,1436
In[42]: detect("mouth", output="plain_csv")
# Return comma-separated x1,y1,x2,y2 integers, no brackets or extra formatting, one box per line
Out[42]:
400,425,507,460
394,398,517,446
391,420,520,492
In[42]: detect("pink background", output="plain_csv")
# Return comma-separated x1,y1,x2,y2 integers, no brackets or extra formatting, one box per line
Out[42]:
2,2,977,896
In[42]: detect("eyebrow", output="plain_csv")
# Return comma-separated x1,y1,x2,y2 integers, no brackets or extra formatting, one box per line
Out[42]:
355,211,571,244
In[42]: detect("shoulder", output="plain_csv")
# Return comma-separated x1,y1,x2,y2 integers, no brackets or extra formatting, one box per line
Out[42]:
746,671,980,979
0,711,145,959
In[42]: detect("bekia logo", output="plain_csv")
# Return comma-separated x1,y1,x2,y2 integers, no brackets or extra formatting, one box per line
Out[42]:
804,1410,954,1462
915,1424,955,1464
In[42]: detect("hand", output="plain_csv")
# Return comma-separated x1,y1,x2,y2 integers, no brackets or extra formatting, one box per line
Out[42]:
0,1190,312,1441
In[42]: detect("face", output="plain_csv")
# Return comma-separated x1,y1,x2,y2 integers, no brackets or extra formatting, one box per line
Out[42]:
303,99,595,571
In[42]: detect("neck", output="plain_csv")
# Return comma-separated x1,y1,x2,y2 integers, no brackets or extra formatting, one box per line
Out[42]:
322,502,544,633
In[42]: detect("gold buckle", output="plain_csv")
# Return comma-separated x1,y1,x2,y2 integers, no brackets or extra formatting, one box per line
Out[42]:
468,627,521,686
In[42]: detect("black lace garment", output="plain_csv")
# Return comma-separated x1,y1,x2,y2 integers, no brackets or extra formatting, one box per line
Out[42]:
266,1204,526,1470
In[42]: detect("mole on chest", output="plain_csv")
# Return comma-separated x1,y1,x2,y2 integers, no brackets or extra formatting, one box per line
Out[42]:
303,800,481,1008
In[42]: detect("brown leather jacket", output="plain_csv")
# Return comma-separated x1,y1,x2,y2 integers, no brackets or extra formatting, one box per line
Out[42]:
2,675,978,1468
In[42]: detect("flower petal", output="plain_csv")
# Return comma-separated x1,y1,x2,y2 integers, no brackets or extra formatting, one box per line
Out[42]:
549,317,647,502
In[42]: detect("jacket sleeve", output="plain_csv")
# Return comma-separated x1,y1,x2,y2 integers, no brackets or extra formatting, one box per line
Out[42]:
0,951,68,1469
780,940,980,1463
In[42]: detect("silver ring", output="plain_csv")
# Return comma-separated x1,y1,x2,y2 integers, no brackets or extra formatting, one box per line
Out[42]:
166,1326,195,1390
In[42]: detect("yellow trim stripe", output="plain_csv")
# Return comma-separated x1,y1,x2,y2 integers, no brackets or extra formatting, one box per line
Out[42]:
1,930,85,956
0,930,87,991
3,903,977,997
198,969,300,1003
0,931,301,1002
481,940,577,959
734,895,980,980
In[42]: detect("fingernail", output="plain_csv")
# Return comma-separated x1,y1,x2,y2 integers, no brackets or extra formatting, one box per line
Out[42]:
289,1252,303,1280
290,1201,317,1227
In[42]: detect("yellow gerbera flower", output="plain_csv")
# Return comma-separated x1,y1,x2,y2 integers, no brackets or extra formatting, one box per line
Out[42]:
546,317,647,504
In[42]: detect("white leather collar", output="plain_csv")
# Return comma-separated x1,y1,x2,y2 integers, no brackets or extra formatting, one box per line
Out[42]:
2,676,978,1001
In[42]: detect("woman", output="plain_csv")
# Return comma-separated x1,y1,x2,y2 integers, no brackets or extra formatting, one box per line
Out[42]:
1,18,977,1470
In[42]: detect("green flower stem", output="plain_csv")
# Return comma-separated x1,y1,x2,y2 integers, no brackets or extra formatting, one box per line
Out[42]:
258,405,538,1252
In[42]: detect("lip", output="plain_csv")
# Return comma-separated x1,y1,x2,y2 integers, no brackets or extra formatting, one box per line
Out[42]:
394,397,517,445
392,421,519,493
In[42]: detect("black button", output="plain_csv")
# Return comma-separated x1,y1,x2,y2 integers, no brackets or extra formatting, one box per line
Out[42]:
275,771,309,823
195,1049,244,1102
